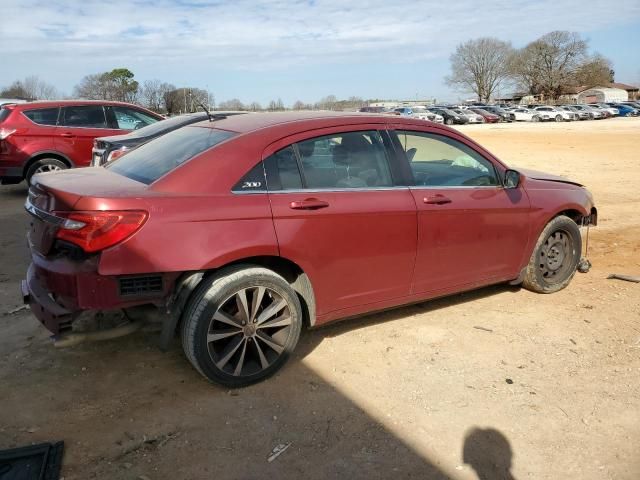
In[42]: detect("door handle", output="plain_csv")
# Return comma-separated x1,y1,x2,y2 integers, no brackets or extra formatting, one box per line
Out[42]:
423,194,452,205
289,199,330,210
60,133,75,138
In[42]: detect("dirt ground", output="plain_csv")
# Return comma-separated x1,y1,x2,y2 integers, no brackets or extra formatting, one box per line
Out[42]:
1,118,639,480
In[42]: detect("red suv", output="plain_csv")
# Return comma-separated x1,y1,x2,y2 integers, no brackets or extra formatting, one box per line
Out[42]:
22,112,597,387
0,100,163,185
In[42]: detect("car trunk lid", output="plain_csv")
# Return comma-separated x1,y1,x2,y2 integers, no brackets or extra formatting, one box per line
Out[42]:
26,167,148,256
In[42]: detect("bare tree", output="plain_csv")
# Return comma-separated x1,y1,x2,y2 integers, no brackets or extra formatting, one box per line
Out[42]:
292,100,306,110
445,38,513,102
510,31,588,100
23,76,58,100
218,98,245,110
575,54,614,88
140,79,175,112
1,76,58,100
247,101,262,111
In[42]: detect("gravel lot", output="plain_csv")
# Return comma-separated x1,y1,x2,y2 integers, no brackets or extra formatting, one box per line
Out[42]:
1,118,639,479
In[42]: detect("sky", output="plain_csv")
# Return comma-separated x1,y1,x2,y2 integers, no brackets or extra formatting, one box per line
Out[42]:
2,0,640,105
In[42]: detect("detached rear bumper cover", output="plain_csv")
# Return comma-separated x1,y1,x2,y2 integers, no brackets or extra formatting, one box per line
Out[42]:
22,264,75,335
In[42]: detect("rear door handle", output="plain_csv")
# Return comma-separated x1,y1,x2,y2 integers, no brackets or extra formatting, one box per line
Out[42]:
60,132,75,138
423,195,452,205
289,199,330,210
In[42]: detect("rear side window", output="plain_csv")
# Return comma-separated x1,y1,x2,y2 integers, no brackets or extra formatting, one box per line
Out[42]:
0,108,13,123
62,105,107,128
107,126,235,184
23,107,59,125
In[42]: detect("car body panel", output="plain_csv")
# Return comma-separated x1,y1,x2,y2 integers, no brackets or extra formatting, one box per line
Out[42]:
22,112,597,336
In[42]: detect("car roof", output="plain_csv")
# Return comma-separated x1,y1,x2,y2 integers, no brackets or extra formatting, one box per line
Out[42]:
193,111,402,134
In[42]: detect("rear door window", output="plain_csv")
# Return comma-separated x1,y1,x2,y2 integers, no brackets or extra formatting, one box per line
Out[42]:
22,107,60,125
107,126,235,184
62,105,108,128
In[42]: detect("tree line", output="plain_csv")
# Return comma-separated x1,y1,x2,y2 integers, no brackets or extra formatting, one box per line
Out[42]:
446,30,615,103
1,69,372,114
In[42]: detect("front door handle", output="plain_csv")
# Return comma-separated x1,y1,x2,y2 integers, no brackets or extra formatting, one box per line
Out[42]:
60,132,75,138
289,199,330,210
423,194,452,205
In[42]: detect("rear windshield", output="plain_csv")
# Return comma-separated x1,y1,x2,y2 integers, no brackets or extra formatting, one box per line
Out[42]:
122,113,206,140
107,126,235,184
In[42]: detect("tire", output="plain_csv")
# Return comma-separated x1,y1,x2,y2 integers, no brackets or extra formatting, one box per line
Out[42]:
181,265,303,388
445,118,454,125
25,158,67,186
554,115,562,122
531,115,540,122
522,215,582,294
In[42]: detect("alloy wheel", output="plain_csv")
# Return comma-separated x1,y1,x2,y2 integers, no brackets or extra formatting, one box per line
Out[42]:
35,163,62,174
206,286,294,377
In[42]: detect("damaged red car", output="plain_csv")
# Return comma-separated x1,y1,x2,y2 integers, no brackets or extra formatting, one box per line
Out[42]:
23,112,597,387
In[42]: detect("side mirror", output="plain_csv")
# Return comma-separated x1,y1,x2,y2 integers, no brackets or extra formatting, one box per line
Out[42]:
504,169,521,189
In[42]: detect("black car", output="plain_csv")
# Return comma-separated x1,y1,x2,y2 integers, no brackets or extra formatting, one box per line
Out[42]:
480,106,515,122
91,111,245,166
427,108,469,125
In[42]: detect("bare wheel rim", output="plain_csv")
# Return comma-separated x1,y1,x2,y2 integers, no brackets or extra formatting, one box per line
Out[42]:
35,163,62,174
538,230,574,283
206,286,293,377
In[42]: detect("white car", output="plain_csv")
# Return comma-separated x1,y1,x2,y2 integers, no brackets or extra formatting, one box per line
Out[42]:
452,108,484,123
534,106,576,122
509,108,544,122
412,107,444,124
571,105,604,119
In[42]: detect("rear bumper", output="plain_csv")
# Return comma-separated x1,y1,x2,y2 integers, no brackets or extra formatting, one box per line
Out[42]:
22,263,76,335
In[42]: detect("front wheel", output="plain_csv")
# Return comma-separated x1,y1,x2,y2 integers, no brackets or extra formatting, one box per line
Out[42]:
181,266,303,388
445,118,454,125
531,115,540,122
555,115,562,122
522,216,582,293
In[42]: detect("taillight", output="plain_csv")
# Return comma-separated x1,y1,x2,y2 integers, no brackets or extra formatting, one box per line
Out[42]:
55,210,148,253
106,147,129,163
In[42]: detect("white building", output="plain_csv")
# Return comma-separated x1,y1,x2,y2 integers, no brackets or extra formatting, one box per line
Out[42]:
576,87,628,104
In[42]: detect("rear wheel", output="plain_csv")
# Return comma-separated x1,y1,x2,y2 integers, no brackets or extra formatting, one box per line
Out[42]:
26,158,67,186
445,118,454,125
555,114,562,122
523,216,581,293
531,115,540,122
181,266,303,388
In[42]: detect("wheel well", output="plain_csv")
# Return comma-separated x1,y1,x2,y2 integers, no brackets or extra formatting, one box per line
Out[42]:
171,256,316,337
556,209,584,225
23,153,71,177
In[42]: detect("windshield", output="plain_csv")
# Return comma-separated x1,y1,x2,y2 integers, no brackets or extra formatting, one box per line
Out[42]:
121,113,207,139
108,126,235,184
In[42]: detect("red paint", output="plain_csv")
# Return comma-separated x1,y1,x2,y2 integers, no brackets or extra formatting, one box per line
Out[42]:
23,112,596,335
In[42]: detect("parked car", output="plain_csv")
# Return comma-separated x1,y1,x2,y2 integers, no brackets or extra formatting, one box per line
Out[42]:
619,101,640,110
91,111,246,167
559,106,590,121
570,105,603,119
509,108,543,122
478,106,514,122
0,100,163,185
22,112,597,387
427,108,469,125
469,108,500,123
359,106,386,113
534,106,576,122
588,103,619,116
411,107,445,124
452,108,484,123
606,103,639,117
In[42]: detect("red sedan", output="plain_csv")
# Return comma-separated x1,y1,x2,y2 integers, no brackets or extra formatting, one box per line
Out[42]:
469,108,501,123
23,112,597,387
